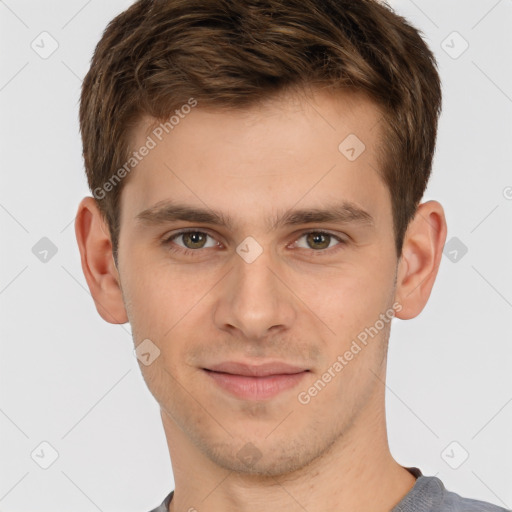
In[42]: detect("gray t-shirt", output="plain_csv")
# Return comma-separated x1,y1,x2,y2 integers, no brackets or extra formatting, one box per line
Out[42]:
147,467,510,512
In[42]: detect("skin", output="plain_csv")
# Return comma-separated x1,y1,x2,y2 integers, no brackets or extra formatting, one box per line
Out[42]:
75,87,447,512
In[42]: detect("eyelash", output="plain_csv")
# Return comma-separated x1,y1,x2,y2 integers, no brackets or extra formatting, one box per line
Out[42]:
162,228,347,257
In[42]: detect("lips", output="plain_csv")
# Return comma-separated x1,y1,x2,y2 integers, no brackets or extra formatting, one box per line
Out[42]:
204,361,309,377
202,361,309,400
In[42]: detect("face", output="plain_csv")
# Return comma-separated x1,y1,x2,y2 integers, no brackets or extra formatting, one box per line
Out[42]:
116,88,401,476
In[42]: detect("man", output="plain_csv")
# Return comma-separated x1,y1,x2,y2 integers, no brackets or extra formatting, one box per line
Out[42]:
74,0,509,511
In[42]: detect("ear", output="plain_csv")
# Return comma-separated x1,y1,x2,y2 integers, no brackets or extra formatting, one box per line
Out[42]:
74,196,128,324
394,200,447,320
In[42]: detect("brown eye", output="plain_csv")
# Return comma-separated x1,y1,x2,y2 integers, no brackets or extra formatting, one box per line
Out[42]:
305,232,331,250
164,230,217,253
295,231,344,252
181,232,208,249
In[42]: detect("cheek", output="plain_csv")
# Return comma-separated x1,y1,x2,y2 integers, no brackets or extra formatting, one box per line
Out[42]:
122,260,220,372
299,267,388,334
124,257,201,323
298,265,396,380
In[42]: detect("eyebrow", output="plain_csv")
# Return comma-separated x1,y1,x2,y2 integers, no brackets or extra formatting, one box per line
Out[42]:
135,199,375,232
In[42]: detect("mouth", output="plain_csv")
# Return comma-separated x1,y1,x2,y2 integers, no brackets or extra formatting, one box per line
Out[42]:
202,361,310,400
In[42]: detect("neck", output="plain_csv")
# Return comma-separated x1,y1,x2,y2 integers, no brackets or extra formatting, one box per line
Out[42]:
161,388,417,512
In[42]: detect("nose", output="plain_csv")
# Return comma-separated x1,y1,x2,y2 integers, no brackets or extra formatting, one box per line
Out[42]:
213,245,297,341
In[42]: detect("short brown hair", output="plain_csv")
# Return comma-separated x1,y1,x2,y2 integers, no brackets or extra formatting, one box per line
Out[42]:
79,0,442,263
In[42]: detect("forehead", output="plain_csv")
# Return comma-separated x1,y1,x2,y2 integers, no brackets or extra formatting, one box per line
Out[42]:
121,87,389,229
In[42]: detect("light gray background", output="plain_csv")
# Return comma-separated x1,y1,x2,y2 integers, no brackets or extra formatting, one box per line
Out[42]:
1,1,511,511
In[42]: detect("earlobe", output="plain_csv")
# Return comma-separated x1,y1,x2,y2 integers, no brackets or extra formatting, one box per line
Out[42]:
394,200,447,320
74,196,128,324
